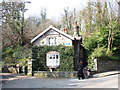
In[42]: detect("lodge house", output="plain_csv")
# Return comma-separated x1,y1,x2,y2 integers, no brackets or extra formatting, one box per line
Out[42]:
31,23,87,71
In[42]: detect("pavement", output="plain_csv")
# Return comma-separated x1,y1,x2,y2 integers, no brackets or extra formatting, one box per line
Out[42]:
0,73,28,84
1,70,120,83
93,70,120,78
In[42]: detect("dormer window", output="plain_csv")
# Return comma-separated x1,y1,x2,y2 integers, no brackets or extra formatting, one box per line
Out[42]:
47,37,57,45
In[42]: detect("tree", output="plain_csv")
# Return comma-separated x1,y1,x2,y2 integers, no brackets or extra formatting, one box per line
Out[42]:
82,1,120,62
1,0,30,47
63,7,69,30
79,2,95,33
40,7,47,22
95,2,102,30
59,8,80,35
25,15,57,39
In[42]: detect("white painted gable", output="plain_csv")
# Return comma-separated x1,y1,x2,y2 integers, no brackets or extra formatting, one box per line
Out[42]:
31,25,81,46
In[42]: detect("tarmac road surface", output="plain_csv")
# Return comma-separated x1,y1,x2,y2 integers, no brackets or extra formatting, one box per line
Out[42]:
2,74,119,88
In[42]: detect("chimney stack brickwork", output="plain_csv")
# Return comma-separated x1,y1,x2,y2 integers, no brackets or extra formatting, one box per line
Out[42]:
73,22,80,38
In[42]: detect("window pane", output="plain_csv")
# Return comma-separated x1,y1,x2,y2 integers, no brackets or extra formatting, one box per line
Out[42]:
48,37,57,45
56,55,58,59
53,55,55,59
51,38,54,45
49,55,52,59
54,37,56,44
48,38,50,45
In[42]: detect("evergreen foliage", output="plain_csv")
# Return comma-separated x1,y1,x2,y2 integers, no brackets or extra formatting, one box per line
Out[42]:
32,45,74,71
2,46,31,65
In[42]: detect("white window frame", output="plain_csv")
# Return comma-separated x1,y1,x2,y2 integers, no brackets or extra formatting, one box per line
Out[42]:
47,37,57,45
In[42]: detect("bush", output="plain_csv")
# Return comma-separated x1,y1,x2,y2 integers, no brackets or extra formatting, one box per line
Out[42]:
87,47,107,70
83,35,98,53
87,47,120,70
2,46,31,65
91,47,107,59
32,45,74,71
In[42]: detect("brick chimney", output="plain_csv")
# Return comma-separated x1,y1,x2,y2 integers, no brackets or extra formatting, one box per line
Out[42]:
62,28,68,34
73,22,80,38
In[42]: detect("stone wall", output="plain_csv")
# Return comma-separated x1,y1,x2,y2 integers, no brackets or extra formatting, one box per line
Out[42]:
96,59,120,72
34,71,78,78
33,69,93,78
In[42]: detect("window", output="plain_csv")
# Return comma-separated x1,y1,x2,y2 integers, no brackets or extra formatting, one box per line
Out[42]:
65,43,71,46
53,55,55,59
49,56,52,59
56,55,58,59
47,37,57,45
40,40,44,45
48,55,56,59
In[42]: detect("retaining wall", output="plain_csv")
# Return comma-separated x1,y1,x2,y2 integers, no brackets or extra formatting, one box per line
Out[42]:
96,59,120,72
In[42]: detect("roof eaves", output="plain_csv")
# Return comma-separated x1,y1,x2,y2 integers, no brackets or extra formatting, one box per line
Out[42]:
31,25,81,43
31,25,52,43
51,26,74,40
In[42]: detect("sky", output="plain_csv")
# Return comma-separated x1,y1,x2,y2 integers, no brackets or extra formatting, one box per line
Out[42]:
25,0,89,19
2,0,118,20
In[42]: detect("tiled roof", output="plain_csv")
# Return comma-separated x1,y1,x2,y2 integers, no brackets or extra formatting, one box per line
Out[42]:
47,51,59,54
31,25,81,43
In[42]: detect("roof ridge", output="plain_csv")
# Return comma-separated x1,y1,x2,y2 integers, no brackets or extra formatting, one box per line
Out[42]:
31,25,81,43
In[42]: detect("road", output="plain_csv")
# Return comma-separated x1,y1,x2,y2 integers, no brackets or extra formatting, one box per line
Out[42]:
2,74,119,88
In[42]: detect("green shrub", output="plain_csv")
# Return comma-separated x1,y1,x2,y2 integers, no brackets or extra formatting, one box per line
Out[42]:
32,45,74,71
87,47,107,70
91,47,107,58
2,46,31,65
83,33,100,53
87,47,120,70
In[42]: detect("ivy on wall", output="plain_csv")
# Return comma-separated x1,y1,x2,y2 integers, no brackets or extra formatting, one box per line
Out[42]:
32,45,74,71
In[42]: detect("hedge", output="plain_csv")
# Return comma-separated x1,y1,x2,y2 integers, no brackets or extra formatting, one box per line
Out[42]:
32,45,74,71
